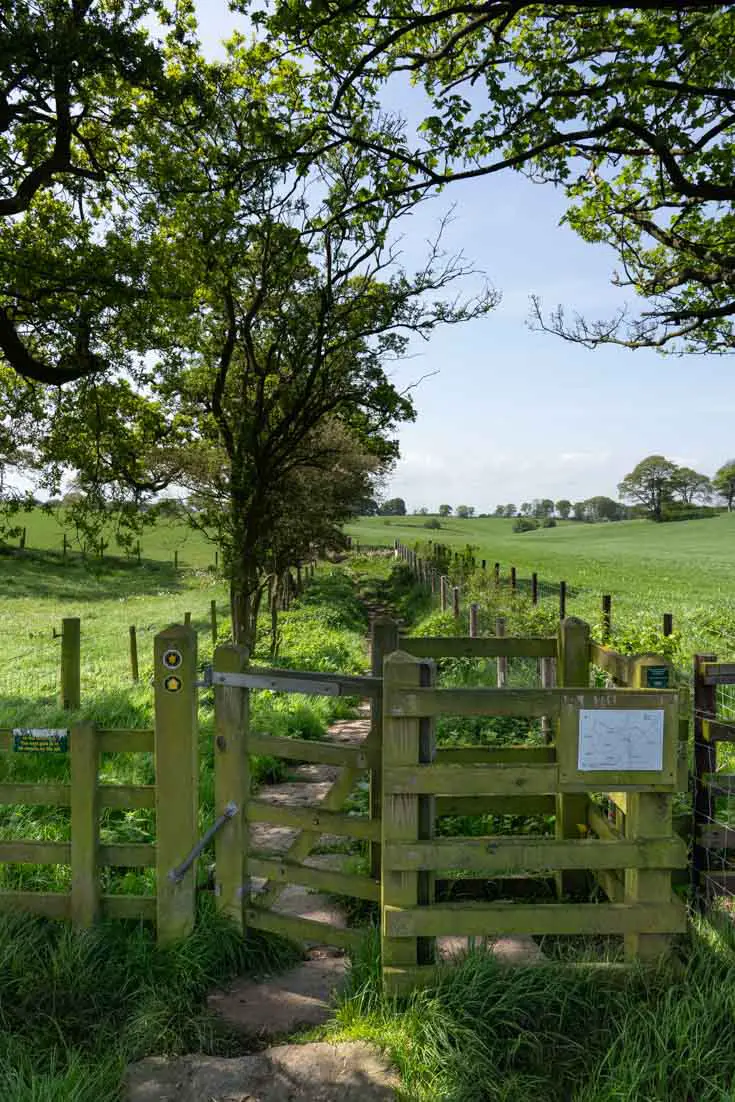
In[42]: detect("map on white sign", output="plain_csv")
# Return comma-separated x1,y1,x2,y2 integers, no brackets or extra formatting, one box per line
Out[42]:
578,709,664,772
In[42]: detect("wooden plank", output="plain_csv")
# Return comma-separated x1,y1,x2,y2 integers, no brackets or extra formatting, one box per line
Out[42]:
701,872,735,894
383,900,687,938
386,686,675,720
624,786,675,961
99,785,156,810
248,733,376,770
703,775,735,797
245,906,365,950
435,746,555,764
212,666,382,698
154,623,198,944
702,663,735,685
247,799,380,841
587,804,621,843
214,644,250,932
556,618,592,896
98,844,156,867
398,636,557,659
0,840,70,864
589,644,633,685
703,720,735,744
386,687,560,718
384,763,558,797
97,729,154,753
698,825,735,850
383,836,686,873
248,855,380,902
101,894,156,920
435,795,556,817
0,891,71,918
382,965,443,994
370,618,399,881
381,651,423,987
70,723,99,927
596,869,625,902
0,783,71,806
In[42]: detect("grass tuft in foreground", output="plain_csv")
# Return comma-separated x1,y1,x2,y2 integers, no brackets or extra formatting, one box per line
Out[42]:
330,915,735,1102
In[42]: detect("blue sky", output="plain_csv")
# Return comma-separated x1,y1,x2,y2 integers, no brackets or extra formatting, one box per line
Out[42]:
195,3,735,512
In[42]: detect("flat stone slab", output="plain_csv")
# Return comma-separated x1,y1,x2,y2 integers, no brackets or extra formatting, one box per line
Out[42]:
127,1041,398,1102
438,934,544,964
208,956,348,1039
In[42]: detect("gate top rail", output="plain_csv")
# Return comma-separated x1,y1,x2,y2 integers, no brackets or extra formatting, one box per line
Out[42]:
206,663,382,698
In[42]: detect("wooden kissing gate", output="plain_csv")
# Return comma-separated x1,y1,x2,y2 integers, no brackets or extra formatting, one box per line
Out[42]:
207,617,688,993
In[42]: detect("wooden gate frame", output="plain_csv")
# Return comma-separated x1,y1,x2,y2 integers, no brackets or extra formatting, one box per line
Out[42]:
211,620,398,949
380,619,688,994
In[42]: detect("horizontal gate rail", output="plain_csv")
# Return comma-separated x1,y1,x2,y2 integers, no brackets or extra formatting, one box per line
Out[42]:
247,798,380,840
383,836,687,874
399,636,557,659
385,686,677,719
248,854,380,901
248,733,378,769
245,905,366,950
383,900,687,939
383,762,558,796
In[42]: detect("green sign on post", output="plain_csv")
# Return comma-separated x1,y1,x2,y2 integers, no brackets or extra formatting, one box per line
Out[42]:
13,728,69,753
646,666,670,689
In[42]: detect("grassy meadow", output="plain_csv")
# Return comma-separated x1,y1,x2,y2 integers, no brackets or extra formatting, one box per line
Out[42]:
347,513,735,662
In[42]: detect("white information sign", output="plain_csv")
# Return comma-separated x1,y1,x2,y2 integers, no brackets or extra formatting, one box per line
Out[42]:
578,709,664,772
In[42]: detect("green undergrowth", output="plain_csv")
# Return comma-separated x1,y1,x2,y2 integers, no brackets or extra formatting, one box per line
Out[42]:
328,916,735,1102
0,898,299,1102
0,561,373,896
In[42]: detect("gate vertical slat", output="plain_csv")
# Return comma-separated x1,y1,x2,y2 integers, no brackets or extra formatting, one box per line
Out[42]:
154,623,198,944
370,618,400,881
382,651,435,989
70,722,99,926
214,644,250,931
556,617,591,896
624,656,677,960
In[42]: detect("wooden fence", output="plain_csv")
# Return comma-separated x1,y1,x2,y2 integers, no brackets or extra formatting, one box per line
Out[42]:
0,613,691,978
0,624,199,943
691,656,735,903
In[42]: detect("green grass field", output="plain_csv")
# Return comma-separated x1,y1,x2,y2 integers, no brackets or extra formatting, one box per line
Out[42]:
347,513,735,660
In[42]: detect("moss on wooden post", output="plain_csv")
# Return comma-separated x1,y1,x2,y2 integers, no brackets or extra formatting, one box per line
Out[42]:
210,600,218,646
214,643,250,931
154,624,198,944
381,651,436,992
60,617,81,711
556,618,591,896
70,723,99,927
370,618,400,880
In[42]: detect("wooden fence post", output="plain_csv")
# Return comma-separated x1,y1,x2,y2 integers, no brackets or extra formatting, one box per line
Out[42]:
663,612,673,637
154,624,198,943
211,600,218,646
440,576,448,613
452,586,460,619
496,616,507,687
494,562,500,587
602,595,612,643
624,656,677,960
559,581,567,620
70,722,99,927
129,625,139,682
469,603,479,637
381,651,436,992
20,526,26,549
556,617,590,895
184,611,191,625
692,653,717,906
370,617,400,880
60,617,81,711
214,643,250,931
510,566,517,594
531,572,538,605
